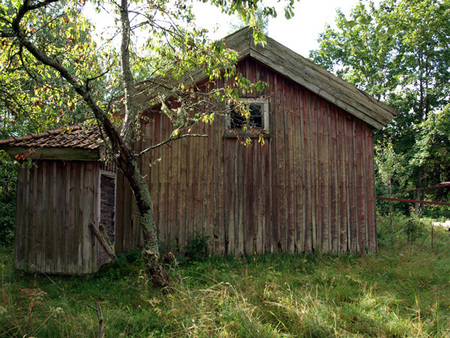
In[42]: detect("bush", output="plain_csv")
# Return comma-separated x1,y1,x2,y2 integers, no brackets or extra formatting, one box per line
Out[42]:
0,197,15,245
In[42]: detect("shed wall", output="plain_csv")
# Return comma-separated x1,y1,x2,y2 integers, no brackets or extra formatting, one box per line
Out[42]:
116,57,377,255
15,160,100,274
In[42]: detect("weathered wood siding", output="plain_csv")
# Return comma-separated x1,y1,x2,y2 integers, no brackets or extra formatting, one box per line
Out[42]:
15,160,101,274
116,57,377,255
98,172,116,266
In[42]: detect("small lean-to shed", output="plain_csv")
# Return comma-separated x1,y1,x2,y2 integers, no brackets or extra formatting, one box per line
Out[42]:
117,27,397,255
0,127,117,274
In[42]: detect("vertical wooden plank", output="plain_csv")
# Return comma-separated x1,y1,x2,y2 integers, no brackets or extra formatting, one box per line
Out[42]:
329,107,339,252
286,82,295,253
295,87,305,253
280,80,288,253
192,129,202,240
236,143,245,254
66,162,75,274
60,163,68,272
28,165,36,269
34,161,44,272
14,168,28,270
311,95,319,251
263,70,273,253
317,100,326,251
224,139,234,253
201,126,210,244
186,135,195,251
92,164,99,272
53,162,63,273
338,111,348,253
168,126,178,248
178,138,187,255
272,74,284,252
355,121,367,252
44,161,53,272
122,171,130,253
322,101,331,252
115,171,124,254
254,144,262,254
347,119,357,253
75,162,83,274
206,124,215,253
82,163,95,273
302,91,313,252
266,133,273,253
247,145,257,254
268,78,277,252
215,114,226,254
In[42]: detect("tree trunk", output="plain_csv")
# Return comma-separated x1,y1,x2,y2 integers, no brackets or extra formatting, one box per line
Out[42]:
118,0,168,287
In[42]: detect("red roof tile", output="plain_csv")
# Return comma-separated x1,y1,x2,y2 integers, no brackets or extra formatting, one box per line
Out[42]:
0,126,101,150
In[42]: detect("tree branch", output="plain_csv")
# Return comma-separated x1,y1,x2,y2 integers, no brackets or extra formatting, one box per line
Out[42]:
139,133,207,157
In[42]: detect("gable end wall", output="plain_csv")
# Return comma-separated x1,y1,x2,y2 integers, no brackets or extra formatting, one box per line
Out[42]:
116,57,377,255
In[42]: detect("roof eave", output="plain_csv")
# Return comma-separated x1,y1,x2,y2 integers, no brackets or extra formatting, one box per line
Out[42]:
1,146,101,161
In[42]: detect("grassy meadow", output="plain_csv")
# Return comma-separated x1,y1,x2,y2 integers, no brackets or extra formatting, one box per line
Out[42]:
0,214,449,337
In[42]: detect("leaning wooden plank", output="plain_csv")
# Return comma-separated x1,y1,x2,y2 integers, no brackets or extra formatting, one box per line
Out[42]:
89,224,116,259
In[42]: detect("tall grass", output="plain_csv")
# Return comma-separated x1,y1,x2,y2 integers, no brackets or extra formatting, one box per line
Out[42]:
0,215,449,337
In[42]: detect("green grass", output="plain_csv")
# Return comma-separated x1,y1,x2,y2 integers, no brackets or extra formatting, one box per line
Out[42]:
1,215,449,337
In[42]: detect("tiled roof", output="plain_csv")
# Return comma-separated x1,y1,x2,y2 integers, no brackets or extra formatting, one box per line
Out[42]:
0,125,101,150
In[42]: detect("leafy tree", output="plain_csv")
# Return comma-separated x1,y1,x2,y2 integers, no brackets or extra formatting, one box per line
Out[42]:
374,139,407,230
310,0,450,211
0,0,296,285
0,1,99,138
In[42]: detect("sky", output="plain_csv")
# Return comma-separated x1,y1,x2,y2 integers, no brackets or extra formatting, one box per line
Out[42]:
86,0,374,58
192,0,371,57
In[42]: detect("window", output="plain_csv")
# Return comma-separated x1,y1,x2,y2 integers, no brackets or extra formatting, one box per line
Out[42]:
226,99,269,135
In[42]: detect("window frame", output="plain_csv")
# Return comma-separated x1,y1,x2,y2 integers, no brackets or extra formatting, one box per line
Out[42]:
225,98,270,138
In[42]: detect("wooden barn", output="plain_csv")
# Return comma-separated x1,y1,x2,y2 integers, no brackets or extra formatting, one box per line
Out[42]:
0,126,117,274
1,27,397,274
117,27,397,256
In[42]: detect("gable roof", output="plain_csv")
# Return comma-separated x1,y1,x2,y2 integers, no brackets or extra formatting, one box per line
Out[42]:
134,27,397,130
0,126,101,160
226,27,397,129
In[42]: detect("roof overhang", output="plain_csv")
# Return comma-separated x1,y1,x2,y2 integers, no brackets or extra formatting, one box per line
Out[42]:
1,146,100,161
0,125,102,161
